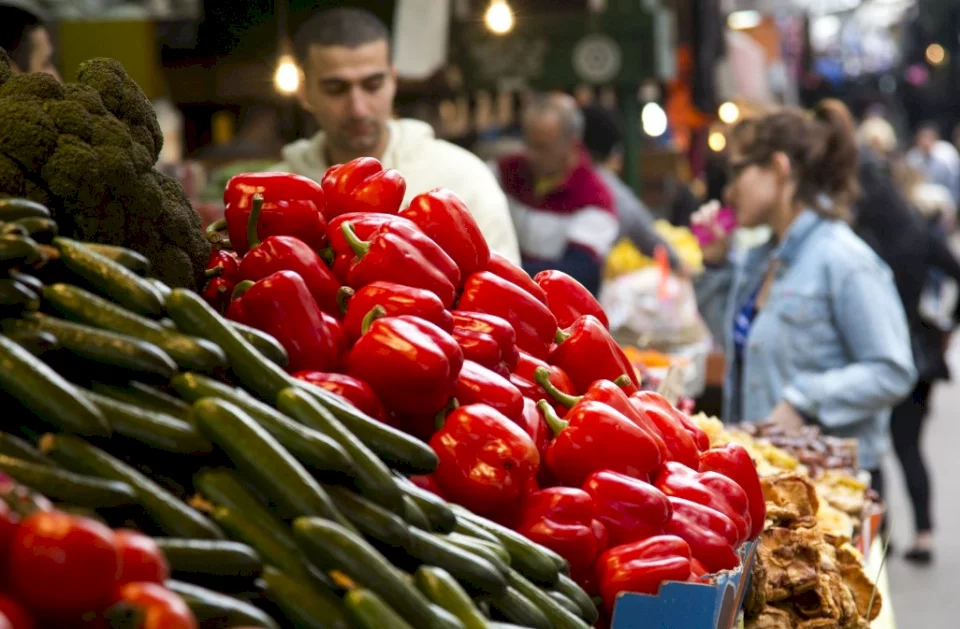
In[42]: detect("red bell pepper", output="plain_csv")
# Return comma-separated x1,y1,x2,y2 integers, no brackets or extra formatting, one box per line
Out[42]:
630,392,702,469
534,270,609,329
458,271,558,359
699,443,766,540
202,250,240,311
224,172,328,256
486,252,548,303
595,535,693,613
409,475,445,498
516,488,608,585
518,397,550,460
341,282,453,342
327,213,422,259
400,188,491,279
509,351,576,416
227,271,341,373
665,497,740,573
322,311,348,357
454,360,524,422
653,461,752,545
321,157,406,217
451,312,519,378
347,314,463,418
582,470,672,547
550,315,639,393
430,404,540,515
202,276,234,313
540,400,663,486
292,371,388,422
536,371,669,462
237,196,342,316
340,222,459,307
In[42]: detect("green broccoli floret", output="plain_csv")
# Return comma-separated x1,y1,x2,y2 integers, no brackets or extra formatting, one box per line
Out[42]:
89,114,133,150
41,135,107,207
129,142,153,174
65,83,108,116
0,73,65,101
91,145,136,187
0,50,13,87
23,179,50,206
0,154,24,194
0,97,58,171
44,100,95,142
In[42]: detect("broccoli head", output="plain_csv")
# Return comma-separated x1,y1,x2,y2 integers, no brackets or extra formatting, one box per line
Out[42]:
65,83,108,117
0,73,65,102
0,154,24,195
0,97,58,171
41,135,107,208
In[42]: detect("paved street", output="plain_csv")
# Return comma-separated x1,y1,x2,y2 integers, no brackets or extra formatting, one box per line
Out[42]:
882,342,960,626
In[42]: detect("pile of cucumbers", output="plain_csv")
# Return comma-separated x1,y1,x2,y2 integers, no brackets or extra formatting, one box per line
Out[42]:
0,198,598,629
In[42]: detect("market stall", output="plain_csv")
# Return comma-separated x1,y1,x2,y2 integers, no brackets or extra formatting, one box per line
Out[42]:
0,52,888,629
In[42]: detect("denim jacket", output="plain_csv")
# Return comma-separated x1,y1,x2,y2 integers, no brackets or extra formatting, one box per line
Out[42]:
696,210,917,470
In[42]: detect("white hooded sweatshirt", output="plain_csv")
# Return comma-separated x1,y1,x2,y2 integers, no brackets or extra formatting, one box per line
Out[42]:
273,119,521,263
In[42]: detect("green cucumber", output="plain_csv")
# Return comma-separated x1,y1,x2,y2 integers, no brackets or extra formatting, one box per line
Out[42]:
487,587,550,629
77,243,150,275
555,574,599,625
453,517,501,546
172,373,353,476
296,380,438,475
0,235,40,265
488,624,533,629
3,330,58,357
90,381,192,421
262,566,350,629
8,270,44,295
13,217,58,242
166,580,280,629
4,314,178,380
44,283,227,373
0,432,53,466
194,469,315,583
0,198,51,220
294,518,450,629
148,278,172,300
41,434,223,539
452,507,562,586
191,398,353,529
228,320,288,367
506,569,589,629
344,589,416,629
153,538,262,579
547,591,581,617
396,475,458,534
403,494,433,531
403,528,507,596
166,289,290,401
0,334,111,437
53,238,164,317
0,453,136,508
0,279,39,312
415,566,490,629
276,387,403,514
443,534,512,577
82,390,212,455
326,485,411,548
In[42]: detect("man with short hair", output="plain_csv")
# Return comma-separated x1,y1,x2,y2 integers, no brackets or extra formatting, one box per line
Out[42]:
0,1,58,79
581,104,682,272
495,94,618,295
907,121,960,203
273,7,520,262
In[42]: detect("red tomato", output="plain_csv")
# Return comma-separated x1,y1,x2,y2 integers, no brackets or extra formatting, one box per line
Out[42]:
111,583,197,629
0,595,34,629
115,530,169,585
8,511,118,619
0,499,18,569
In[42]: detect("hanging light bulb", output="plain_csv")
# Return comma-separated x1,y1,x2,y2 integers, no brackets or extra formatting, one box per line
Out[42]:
718,102,740,125
485,0,514,35
641,102,668,138
275,54,300,95
708,131,727,152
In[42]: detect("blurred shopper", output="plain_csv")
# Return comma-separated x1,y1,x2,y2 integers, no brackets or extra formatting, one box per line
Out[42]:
694,100,916,490
906,122,960,203
494,94,618,295
274,7,520,262
0,0,59,79
581,104,683,272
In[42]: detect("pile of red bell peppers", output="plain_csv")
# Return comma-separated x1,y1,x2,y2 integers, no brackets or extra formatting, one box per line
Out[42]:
207,158,765,618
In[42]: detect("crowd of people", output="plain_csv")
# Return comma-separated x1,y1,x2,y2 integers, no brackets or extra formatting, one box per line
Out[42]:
4,0,958,571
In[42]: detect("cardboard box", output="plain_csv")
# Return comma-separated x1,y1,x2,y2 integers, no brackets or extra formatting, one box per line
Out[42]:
611,539,759,629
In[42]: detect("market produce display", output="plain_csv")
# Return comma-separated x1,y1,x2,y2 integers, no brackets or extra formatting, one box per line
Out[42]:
0,147,766,627
0,52,210,290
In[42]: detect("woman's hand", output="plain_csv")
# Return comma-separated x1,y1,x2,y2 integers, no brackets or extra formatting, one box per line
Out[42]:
767,401,806,433
691,201,732,266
